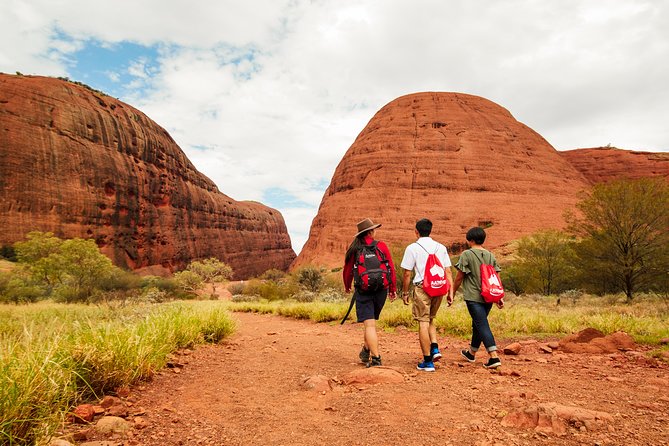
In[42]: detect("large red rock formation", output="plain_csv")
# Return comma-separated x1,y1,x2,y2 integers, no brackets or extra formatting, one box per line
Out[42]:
561,147,669,184
0,74,295,278
294,92,591,269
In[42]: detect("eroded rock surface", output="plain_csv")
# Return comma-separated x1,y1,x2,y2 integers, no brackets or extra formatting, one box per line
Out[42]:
0,74,295,277
561,146,669,184
295,92,590,268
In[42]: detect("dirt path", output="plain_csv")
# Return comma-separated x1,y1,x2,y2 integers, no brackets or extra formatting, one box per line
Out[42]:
111,312,668,446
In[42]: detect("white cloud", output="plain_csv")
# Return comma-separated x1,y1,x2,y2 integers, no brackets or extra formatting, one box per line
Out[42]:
1,0,668,253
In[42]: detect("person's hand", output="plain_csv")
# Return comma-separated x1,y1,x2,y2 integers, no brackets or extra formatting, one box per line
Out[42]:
388,291,397,302
447,292,454,307
345,287,351,293
496,299,505,309
402,292,410,306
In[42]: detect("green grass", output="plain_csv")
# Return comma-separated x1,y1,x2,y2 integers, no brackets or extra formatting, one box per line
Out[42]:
0,301,235,446
226,294,669,344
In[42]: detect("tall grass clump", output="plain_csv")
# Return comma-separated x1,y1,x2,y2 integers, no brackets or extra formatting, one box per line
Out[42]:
0,301,235,445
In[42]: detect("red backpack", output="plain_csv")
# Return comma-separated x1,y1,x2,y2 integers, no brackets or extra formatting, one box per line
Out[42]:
353,241,391,292
416,243,450,297
472,250,504,303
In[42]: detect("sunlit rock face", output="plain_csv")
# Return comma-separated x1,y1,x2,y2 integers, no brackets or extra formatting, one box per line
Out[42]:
0,74,295,278
294,92,590,268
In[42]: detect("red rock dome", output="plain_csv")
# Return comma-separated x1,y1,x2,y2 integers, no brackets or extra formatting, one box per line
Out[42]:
561,147,669,184
0,74,295,278
294,92,590,269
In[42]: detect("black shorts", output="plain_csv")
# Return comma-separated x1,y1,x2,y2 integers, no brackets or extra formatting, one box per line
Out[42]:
355,288,388,322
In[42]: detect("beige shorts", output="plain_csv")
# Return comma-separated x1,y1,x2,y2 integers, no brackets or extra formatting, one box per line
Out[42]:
412,286,444,322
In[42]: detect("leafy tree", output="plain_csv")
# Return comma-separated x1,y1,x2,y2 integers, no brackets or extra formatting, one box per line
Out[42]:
186,258,233,297
58,239,114,296
568,178,669,301
505,230,576,295
173,270,204,294
13,232,114,300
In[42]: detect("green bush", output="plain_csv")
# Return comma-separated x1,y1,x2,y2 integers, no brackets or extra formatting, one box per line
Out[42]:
260,269,286,282
295,266,325,292
227,282,246,295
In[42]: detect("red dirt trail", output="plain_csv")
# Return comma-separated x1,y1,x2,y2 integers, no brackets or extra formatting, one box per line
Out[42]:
109,312,668,446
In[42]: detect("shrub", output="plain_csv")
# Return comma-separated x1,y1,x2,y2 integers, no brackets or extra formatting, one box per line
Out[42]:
260,269,286,282
227,282,246,295
231,294,261,303
316,288,348,303
0,245,16,261
295,266,325,292
293,290,317,303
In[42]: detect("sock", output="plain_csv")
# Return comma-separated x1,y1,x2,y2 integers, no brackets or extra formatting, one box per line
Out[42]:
424,355,432,363
430,342,438,351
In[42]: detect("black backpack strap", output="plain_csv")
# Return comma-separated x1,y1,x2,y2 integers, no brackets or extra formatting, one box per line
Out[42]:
341,294,356,325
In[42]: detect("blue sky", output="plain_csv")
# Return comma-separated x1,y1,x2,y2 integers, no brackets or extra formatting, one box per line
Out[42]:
1,0,668,253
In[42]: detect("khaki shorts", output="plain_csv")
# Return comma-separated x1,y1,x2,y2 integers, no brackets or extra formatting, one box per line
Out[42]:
412,286,444,322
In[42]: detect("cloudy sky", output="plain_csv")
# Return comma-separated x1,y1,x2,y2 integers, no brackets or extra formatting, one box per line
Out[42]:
1,0,668,253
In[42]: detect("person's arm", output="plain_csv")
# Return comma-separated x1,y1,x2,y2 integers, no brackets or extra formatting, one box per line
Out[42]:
453,269,464,294
401,269,412,305
343,255,354,293
378,241,397,296
445,267,454,306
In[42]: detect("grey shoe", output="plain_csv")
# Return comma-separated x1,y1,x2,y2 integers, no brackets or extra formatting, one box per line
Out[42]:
366,356,382,367
359,346,370,364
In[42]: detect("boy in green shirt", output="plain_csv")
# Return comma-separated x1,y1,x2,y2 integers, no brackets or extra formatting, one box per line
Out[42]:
453,227,504,369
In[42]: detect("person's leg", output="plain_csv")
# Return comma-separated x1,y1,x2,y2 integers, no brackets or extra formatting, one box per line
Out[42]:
466,300,483,355
363,318,380,357
467,301,499,359
418,321,431,356
364,288,388,364
355,291,374,361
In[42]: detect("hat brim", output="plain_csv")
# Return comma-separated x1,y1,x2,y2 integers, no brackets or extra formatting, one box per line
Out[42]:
355,223,381,237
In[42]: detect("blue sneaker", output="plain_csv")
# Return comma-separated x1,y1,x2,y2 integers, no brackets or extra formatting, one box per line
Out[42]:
431,347,442,361
417,360,435,372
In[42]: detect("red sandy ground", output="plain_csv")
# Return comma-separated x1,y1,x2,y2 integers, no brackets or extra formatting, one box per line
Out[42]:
81,311,668,446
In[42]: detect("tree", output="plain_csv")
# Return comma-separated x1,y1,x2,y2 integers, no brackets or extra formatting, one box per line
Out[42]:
186,258,233,297
506,230,576,295
58,238,114,296
12,232,115,301
173,270,204,294
569,178,669,301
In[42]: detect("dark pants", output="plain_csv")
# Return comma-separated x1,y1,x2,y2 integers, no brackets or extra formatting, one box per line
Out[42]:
465,300,497,352
355,288,388,322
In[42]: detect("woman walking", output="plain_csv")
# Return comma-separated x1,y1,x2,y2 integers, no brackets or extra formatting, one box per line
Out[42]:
343,218,397,367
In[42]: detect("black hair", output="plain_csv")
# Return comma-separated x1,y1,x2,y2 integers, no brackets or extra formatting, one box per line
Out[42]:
416,218,432,237
466,227,486,245
345,230,371,261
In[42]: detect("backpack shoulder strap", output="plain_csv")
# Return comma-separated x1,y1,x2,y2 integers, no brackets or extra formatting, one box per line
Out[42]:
415,242,429,254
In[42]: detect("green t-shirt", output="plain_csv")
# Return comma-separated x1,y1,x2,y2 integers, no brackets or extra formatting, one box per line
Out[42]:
455,248,501,303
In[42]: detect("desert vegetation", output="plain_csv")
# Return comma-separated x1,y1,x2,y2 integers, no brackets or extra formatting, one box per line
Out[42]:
0,300,235,445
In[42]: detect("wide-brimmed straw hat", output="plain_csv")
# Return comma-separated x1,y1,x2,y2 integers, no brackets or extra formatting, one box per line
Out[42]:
355,218,381,237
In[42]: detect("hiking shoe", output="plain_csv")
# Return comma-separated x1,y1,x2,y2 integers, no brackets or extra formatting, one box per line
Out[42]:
416,360,435,372
483,357,501,369
359,346,370,364
367,356,382,367
461,349,475,363
431,347,442,361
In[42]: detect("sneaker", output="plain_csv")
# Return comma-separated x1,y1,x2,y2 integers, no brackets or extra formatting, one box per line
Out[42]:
359,346,370,364
483,357,501,369
460,349,475,363
431,347,442,362
416,360,435,372
367,356,382,367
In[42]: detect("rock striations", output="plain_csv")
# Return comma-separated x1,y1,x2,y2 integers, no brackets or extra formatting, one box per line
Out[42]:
561,147,669,184
0,74,295,278
294,92,591,269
